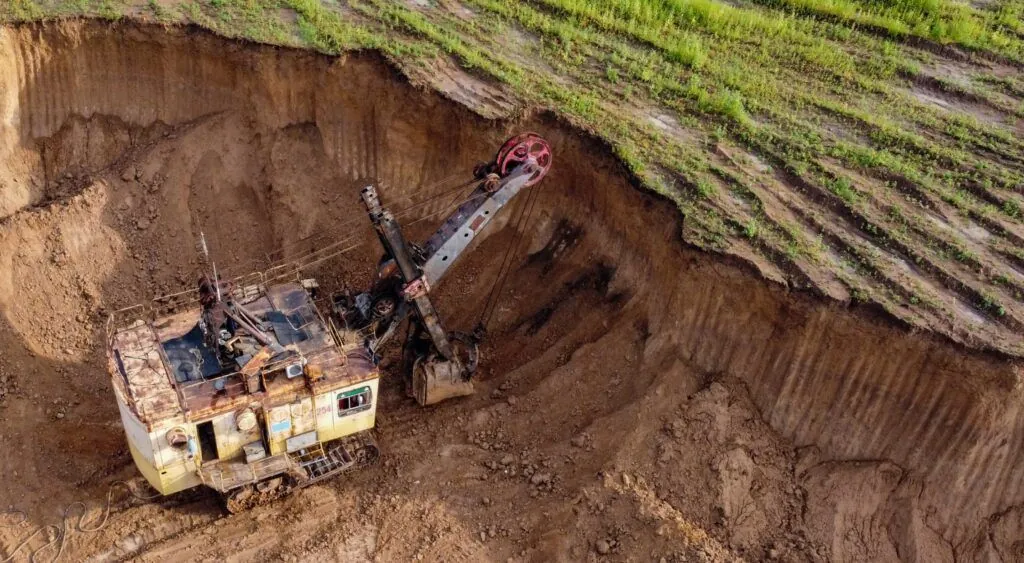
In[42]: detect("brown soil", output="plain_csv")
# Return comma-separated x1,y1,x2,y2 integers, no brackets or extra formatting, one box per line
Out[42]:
0,21,1021,562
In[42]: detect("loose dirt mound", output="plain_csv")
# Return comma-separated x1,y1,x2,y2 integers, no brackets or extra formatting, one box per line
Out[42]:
0,21,1021,562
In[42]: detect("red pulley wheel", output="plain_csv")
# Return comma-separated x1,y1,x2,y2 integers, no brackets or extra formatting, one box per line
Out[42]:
494,132,552,187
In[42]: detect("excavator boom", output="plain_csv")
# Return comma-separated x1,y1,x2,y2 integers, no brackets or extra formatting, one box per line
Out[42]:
334,133,553,405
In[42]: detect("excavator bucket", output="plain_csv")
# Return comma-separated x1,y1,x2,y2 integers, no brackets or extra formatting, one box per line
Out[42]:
413,359,475,406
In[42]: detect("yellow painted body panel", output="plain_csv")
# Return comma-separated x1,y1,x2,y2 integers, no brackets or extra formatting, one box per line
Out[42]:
126,441,164,491
315,379,378,443
267,396,315,455
127,440,202,495
266,378,379,455
117,393,201,495
212,410,262,461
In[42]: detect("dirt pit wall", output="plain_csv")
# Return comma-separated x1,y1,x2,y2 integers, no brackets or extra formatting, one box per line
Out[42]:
0,21,1021,561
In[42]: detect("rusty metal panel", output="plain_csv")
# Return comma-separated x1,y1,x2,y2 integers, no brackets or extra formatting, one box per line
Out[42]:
286,430,318,453
111,321,182,424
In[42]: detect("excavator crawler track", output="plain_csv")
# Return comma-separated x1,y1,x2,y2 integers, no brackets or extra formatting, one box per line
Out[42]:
223,432,379,513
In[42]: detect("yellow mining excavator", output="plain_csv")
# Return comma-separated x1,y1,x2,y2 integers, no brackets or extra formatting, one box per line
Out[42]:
105,133,552,510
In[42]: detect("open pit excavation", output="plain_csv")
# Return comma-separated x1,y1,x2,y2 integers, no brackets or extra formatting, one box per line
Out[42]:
0,21,1022,562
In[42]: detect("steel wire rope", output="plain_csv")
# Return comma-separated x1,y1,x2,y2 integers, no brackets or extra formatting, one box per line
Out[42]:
477,193,530,331
270,181,482,273
477,181,542,333
264,176,478,263
205,175,480,281
122,175,487,326
241,176,481,279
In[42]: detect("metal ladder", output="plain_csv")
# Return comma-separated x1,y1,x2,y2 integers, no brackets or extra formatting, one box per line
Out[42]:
293,441,353,482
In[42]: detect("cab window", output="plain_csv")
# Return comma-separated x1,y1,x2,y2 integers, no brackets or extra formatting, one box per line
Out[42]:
338,387,372,416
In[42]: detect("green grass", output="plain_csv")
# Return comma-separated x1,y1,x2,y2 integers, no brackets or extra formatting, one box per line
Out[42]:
8,0,45,19
147,0,175,22
753,0,1023,60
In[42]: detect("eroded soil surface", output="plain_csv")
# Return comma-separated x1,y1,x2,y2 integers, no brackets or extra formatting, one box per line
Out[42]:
0,22,1021,562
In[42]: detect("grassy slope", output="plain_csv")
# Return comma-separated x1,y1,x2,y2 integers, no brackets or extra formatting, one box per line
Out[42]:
3,0,1024,353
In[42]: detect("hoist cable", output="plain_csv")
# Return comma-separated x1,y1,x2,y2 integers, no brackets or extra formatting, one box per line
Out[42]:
478,181,542,332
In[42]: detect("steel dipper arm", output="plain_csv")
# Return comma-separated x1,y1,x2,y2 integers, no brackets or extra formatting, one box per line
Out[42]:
360,186,456,361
